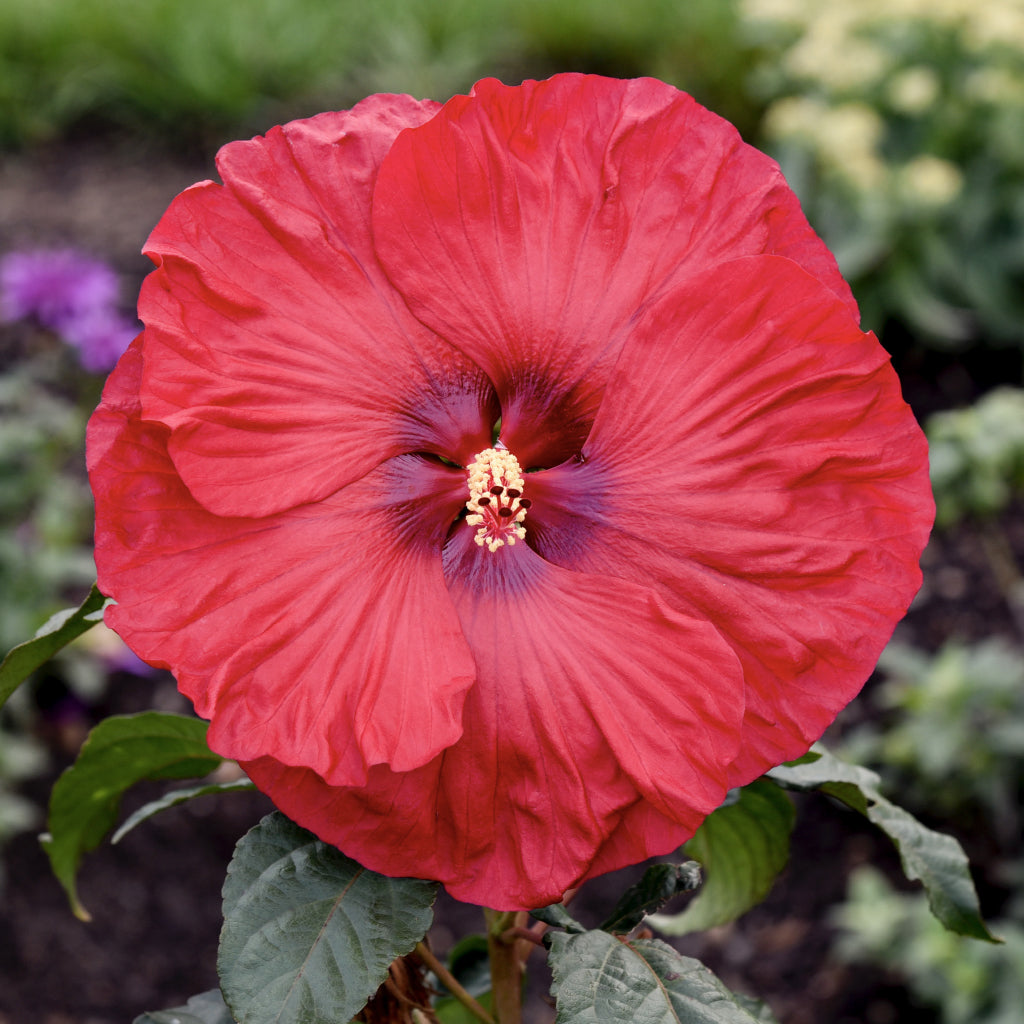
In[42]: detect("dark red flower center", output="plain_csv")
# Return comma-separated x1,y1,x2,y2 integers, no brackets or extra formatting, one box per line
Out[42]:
464,444,532,552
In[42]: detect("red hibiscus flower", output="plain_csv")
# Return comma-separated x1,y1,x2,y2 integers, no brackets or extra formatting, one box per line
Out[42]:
87,74,933,909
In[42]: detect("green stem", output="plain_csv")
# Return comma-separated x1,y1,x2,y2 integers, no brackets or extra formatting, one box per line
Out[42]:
484,908,525,1024
414,941,496,1024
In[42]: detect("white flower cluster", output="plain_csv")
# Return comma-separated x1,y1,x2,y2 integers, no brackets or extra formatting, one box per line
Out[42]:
743,0,1024,199
741,0,1024,346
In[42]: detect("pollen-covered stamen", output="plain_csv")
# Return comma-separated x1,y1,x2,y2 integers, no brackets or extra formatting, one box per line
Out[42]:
465,446,529,552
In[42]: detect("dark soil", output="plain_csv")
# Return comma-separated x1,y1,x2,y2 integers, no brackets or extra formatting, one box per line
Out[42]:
1,137,1019,1024
0,138,213,281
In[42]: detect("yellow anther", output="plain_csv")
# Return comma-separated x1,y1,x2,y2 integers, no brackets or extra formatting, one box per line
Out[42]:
465,446,529,552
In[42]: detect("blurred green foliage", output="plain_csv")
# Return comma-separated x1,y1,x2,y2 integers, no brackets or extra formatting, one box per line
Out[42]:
745,0,1024,351
834,867,1024,1024
0,326,121,855
835,631,1024,1021
5,0,1024,356
0,0,753,150
0,347,87,868
842,639,1024,845
926,387,1024,527
0,356,96,655
834,382,1024,1019
0,724,47,856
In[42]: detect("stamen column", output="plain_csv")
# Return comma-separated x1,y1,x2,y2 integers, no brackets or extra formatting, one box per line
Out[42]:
465,446,531,552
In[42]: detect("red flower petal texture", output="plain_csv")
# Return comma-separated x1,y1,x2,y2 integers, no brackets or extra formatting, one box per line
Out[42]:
88,75,934,909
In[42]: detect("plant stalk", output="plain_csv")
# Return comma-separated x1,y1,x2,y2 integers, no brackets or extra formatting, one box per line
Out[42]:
484,908,526,1024
414,941,496,1024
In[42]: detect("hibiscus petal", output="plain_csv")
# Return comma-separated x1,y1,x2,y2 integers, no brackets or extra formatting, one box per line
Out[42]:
528,255,933,785
241,531,745,909
88,348,477,783
373,73,857,467
138,94,496,518
576,798,708,886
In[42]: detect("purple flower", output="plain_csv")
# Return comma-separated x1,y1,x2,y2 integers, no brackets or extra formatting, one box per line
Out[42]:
60,304,138,373
1,249,118,326
0,248,136,371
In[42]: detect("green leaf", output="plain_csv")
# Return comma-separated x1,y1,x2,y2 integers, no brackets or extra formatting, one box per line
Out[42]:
41,712,223,920
434,935,494,1024
768,746,880,806
436,990,495,1024
219,812,438,1024
599,861,702,934
769,746,998,942
548,930,774,1023
649,781,794,936
732,993,781,1023
134,989,236,1024
112,777,256,844
0,584,107,709
531,902,587,933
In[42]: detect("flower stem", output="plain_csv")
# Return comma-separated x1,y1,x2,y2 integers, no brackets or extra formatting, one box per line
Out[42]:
484,908,526,1024
414,941,496,1024
499,924,545,947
